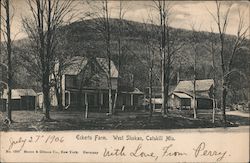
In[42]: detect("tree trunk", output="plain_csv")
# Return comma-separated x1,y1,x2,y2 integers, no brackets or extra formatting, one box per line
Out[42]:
113,89,118,114
149,68,153,118
58,76,63,110
160,1,166,116
161,57,166,115
112,36,120,113
193,46,197,119
165,37,171,113
43,0,52,120
107,57,112,115
211,41,216,123
193,80,197,119
212,94,216,123
165,72,170,113
221,81,227,125
55,86,63,110
108,85,112,114
105,0,113,115
43,72,50,119
6,0,12,122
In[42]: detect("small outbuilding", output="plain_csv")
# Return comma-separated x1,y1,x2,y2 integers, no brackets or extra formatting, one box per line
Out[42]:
117,88,144,110
170,79,214,110
169,92,192,110
0,89,37,111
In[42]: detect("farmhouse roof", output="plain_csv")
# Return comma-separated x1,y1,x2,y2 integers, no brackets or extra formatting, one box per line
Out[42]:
96,58,118,78
63,56,118,78
2,89,37,99
63,56,88,75
175,79,214,92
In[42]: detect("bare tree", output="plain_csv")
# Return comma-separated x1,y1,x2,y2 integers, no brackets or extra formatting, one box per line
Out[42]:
22,0,73,120
189,24,201,119
87,0,113,115
1,0,12,122
51,28,75,111
152,0,184,115
203,27,218,123
164,23,184,115
112,0,129,113
208,1,249,124
151,0,168,115
155,0,167,115
142,17,158,118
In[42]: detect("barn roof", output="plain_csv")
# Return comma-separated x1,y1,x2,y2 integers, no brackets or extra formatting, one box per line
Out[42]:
2,89,37,99
63,56,118,78
174,79,214,92
173,79,214,99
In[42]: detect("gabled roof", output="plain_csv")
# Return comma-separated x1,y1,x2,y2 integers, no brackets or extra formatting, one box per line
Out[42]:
2,89,37,99
96,58,118,78
174,79,214,92
173,79,214,99
63,56,88,75
63,56,118,78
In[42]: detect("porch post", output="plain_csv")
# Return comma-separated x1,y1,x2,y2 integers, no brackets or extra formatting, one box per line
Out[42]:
100,92,103,109
85,92,88,119
62,90,65,107
130,94,133,106
98,91,102,111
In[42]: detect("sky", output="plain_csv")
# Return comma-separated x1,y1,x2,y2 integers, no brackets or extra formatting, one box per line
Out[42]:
3,0,250,40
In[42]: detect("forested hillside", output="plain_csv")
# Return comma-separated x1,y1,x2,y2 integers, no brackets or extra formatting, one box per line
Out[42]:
9,18,250,105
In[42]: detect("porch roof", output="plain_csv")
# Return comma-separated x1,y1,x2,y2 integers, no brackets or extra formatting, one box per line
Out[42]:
121,88,144,95
173,92,192,99
1,89,37,99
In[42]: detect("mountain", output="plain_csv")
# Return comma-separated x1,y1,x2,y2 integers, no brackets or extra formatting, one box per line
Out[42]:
7,18,250,104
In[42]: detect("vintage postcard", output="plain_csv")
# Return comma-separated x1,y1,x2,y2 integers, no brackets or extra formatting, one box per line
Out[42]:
0,0,249,162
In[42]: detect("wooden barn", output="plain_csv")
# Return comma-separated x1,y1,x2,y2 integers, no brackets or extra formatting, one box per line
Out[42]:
0,89,37,111
169,79,214,110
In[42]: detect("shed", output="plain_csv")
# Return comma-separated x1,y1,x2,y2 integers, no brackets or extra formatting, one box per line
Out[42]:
169,92,192,109
171,79,214,109
1,89,37,110
118,88,144,109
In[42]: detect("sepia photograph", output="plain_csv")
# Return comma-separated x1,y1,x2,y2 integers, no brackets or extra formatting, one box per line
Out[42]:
0,0,249,162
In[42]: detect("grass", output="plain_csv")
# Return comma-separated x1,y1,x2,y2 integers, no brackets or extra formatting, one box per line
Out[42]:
0,109,249,131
